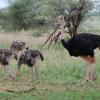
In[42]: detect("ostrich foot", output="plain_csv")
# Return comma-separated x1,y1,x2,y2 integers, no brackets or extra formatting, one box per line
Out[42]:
86,74,96,82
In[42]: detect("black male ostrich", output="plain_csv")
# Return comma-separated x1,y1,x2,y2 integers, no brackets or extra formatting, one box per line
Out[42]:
58,15,100,81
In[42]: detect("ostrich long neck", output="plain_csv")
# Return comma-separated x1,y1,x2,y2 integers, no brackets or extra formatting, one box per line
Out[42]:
58,16,69,50
60,23,65,39
59,16,65,40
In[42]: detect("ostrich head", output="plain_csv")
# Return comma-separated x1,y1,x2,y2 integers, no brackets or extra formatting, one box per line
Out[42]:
57,15,65,25
57,15,65,39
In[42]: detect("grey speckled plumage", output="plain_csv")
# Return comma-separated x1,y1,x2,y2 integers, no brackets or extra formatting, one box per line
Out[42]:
18,49,44,67
10,40,26,51
0,49,15,65
16,49,44,80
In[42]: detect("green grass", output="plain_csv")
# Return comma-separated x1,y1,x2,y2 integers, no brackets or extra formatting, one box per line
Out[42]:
0,89,100,100
0,41,100,100
0,22,100,100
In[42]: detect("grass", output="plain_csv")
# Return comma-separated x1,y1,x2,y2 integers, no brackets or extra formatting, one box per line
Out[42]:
0,16,100,99
0,90,100,100
0,39,100,100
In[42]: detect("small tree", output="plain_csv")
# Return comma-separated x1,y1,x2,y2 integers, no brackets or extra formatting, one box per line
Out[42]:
8,0,44,31
8,0,34,30
43,0,93,48
64,0,93,37
0,9,9,30
45,0,93,37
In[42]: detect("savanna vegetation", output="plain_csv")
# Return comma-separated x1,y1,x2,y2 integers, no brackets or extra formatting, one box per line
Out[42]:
0,0,100,100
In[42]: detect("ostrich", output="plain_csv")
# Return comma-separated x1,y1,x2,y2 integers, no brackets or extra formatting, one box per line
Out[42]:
58,15,100,81
0,49,17,80
10,40,28,60
15,49,44,80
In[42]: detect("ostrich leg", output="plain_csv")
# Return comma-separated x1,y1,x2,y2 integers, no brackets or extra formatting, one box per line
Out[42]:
15,64,21,77
85,56,96,81
31,65,39,81
3,65,14,80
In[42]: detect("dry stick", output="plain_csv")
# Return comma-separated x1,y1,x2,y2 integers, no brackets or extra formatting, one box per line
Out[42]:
48,32,61,48
54,32,61,45
42,25,70,48
1,86,35,93
47,37,54,49
53,31,70,47
48,30,71,48
41,25,60,48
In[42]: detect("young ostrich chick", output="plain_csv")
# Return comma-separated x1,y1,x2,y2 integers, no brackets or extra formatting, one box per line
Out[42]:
15,49,44,80
58,15,100,81
0,49,17,80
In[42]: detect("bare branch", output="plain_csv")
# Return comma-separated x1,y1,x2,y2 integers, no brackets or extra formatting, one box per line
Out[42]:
42,25,59,48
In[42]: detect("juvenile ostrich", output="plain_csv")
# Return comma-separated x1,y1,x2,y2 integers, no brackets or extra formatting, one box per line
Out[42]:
0,49,17,80
58,15,100,81
0,41,27,80
15,49,44,80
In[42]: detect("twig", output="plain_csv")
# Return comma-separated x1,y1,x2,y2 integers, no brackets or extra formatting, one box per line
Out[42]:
0,86,35,93
41,25,60,48
41,24,70,48
47,32,61,48
54,32,61,46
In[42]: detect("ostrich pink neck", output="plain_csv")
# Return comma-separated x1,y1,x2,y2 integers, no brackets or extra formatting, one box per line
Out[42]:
60,21,65,39
58,15,65,39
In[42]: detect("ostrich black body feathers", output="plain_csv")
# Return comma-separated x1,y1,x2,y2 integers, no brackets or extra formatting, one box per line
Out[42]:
61,33,100,57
